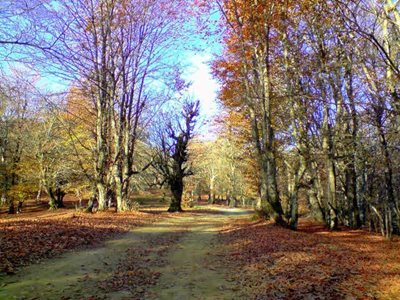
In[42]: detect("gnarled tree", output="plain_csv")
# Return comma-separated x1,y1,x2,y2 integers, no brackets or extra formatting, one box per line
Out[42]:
153,100,199,212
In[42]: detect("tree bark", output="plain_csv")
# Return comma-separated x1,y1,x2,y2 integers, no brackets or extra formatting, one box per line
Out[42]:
168,179,183,212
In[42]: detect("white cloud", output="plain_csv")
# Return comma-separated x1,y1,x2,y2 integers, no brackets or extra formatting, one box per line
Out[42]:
183,53,220,137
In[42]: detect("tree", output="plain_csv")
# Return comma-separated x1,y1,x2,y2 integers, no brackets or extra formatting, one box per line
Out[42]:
213,0,288,224
153,100,200,212
33,105,90,210
0,71,37,213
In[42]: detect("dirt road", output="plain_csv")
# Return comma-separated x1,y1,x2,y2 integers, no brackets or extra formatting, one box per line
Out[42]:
0,207,251,299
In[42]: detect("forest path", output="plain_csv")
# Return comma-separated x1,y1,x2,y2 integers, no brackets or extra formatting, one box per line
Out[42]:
0,206,252,299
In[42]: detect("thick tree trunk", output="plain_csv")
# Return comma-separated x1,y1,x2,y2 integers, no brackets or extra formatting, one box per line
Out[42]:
55,187,65,208
260,155,285,225
96,182,107,211
250,106,284,224
45,185,59,210
46,188,65,209
168,180,183,212
115,182,123,212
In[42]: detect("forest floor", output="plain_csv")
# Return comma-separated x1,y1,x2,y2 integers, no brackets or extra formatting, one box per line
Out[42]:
0,206,249,299
1,204,400,299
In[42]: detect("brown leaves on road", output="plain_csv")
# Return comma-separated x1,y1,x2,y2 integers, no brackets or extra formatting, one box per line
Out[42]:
218,219,400,300
0,210,161,274
99,229,187,299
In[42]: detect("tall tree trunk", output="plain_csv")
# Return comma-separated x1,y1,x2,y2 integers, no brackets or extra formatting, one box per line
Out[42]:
94,12,112,211
318,45,338,229
282,14,307,229
376,113,398,235
321,98,338,230
345,58,362,228
242,13,284,224
95,125,108,211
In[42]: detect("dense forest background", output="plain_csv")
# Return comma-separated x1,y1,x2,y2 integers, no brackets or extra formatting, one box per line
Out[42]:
0,0,399,238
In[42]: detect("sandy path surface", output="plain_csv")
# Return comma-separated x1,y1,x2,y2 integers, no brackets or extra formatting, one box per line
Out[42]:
0,207,251,299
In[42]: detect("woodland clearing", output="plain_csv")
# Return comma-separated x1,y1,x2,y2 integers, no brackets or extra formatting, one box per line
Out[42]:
1,1,400,299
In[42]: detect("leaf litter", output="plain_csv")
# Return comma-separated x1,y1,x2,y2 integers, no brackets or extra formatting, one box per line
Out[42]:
217,219,400,300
